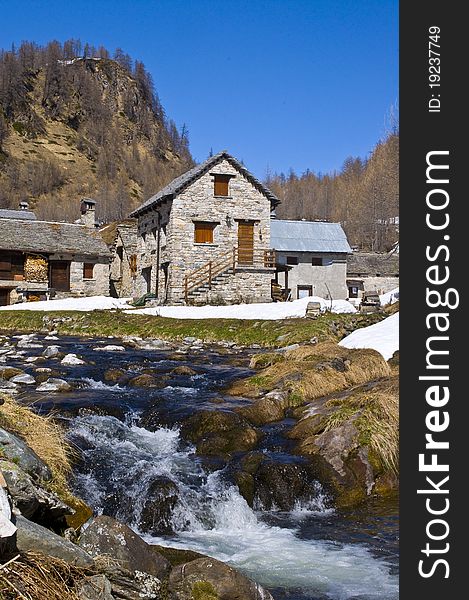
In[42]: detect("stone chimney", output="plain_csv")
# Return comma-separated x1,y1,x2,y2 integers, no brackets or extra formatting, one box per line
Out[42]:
80,198,97,228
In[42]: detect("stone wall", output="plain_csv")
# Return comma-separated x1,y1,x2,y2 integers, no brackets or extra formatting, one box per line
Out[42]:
188,269,273,305
54,259,109,299
358,276,399,296
276,252,348,300
110,224,139,298
137,159,274,304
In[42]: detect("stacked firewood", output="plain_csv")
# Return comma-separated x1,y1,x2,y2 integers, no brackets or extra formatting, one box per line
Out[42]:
24,255,48,282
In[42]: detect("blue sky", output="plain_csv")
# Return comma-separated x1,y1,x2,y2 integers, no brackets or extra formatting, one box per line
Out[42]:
1,0,398,179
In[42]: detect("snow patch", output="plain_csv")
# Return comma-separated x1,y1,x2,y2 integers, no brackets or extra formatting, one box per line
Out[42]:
339,312,399,361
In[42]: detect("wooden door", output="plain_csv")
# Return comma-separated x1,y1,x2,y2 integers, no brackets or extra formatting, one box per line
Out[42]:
50,261,70,291
0,289,10,306
238,222,254,265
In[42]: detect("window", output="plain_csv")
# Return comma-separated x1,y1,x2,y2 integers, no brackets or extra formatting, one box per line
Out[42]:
311,257,323,266
213,174,231,196
286,256,298,265
0,252,24,279
194,222,216,244
297,285,313,299
83,263,95,279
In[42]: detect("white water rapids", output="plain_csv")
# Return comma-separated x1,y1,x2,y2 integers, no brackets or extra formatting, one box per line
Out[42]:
69,413,398,600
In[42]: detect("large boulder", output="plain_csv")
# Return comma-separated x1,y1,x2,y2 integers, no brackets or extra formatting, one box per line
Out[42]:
180,410,262,457
78,515,171,580
139,476,179,536
15,515,94,567
169,556,274,600
251,460,322,511
0,427,51,480
1,460,72,525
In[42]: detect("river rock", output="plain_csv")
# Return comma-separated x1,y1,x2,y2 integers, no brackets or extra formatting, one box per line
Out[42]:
36,377,72,392
0,366,24,380
93,345,126,352
139,476,179,535
78,515,171,580
94,559,162,600
42,345,61,358
251,460,322,511
236,390,287,426
75,575,114,600
1,459,73,525
0,427,51,480
104,368,126,383
0,379,18,392
171,365,197,376
180,410,263,456
128,374,161,388
9,373,36,385
62,353,86,365
16,514,95,567
169,556,274,600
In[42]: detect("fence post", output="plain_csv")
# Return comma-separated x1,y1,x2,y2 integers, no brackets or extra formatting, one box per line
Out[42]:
184,276,188,302
233,247,236,273
208,261,212,289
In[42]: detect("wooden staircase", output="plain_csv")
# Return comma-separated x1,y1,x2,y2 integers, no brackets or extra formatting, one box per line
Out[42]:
184,246,275,303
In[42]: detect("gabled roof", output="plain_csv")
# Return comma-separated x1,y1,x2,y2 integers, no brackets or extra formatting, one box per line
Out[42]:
130,151,280,217
347,252,400,277
270,219,352,254
0,218,112,258
0,209,37,221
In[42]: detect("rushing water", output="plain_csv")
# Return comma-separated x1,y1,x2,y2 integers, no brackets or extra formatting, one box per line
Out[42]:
5,334,399,600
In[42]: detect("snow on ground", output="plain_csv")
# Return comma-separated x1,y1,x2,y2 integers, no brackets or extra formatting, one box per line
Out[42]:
0,296,131,312
380,287,399,306
0,294,356,319
339,312,399,360
127,296,356,320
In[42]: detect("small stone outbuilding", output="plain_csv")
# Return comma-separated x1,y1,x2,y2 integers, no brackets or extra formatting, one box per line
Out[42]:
346,251,399,299
130,151,279,305
100,219,139,299
0,200,111,306
270,219,352,300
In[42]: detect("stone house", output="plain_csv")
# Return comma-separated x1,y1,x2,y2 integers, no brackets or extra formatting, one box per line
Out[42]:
346,251,399,299
270,219,351,300
0,200,111,306
129,151,279,305
99,219,138,298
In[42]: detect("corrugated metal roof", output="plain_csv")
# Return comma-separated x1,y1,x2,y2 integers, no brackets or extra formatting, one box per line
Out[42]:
130,151,280,217
0,209,37,220
270,219,352,253
0,218,112,258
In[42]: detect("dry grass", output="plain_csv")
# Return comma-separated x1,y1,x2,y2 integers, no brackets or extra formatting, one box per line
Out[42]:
229,342,391,403
0,394,81,510
323,377,399,474
0,552,92,600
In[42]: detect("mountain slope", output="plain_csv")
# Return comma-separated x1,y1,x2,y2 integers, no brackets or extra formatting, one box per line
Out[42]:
0,44,193,222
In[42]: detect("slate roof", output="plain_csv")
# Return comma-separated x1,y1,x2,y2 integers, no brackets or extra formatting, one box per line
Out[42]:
0,218,112,258
0,209,37,220
130,151,280,217
270,219,352,254
347,252,400,277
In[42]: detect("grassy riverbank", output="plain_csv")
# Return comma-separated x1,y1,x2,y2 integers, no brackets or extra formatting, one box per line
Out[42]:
0,309,386,347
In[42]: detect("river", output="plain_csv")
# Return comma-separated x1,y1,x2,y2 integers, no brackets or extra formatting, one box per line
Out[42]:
4,333,399,600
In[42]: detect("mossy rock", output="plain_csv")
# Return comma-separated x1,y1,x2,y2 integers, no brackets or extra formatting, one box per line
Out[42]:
180,410,262,457
151,545,206,567
192,581,219,600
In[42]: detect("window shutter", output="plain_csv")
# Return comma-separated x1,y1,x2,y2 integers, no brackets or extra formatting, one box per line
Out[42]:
83,263,95,279
214,175,230,196
194,222,215,243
